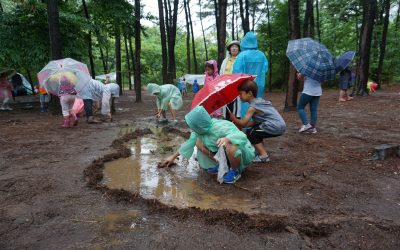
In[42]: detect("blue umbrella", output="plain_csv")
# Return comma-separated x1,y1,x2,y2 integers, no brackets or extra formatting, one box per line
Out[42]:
335,51,355,73
286,38,336,82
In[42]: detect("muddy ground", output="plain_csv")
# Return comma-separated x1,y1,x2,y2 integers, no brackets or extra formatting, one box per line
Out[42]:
1,86,400,249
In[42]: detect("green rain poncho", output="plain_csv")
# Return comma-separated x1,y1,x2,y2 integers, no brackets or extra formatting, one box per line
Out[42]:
147,83,183,111
179,106,255,172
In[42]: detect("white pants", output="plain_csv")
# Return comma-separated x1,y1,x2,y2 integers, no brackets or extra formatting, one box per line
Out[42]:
101,93,112,115
60,95,76,117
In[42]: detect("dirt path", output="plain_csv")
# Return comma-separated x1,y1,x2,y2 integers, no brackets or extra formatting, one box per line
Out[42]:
1,87,400,249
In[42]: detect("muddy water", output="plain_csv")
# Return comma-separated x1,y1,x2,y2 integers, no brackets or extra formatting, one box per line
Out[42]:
103,129,260,214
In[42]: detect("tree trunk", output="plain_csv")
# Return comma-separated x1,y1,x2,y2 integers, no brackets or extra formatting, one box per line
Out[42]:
0,1,3,12
25,68,35,95
199,0,209,60
396,0,400,30
238,0,250,34
82,0,95,78
284,0,301,111
47,0,62,115
231,0,235,40
357,0,377,96
128,36,135,86
123,32,132,90
216,0,228,67
303,0,314,38
266,0,272,92
158,0,168,83
183,0,191,73
97,38,108,73
315,0,321,41
134,0,142,102
187,0,198,73
376,0,390,87
115,23,122,95
164,0,179,83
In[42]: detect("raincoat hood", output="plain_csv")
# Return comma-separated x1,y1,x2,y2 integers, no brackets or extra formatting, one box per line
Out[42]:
147,83,161,95
240,32,258,51
185,106,212,135
205,60,219,77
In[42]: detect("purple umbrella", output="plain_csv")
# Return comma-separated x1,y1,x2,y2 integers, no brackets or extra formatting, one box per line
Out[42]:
335,51,355,73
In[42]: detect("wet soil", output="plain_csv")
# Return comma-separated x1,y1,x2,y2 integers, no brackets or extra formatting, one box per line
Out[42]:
1,87,400,249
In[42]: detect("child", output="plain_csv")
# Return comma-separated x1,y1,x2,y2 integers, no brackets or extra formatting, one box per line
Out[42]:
77,79,105,123
34,82,50,112
338,67,353,102
177,78,183,95
192,79,199,94
162,106,255,184
0,74,14,111
296,73,322,134
147,83,183,126
230,80,286,163
181,78,187,97
101,82,120,120
58,75,78,128
204,60,223,118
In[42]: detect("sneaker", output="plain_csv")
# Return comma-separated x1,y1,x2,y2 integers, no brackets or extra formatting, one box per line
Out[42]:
206,165,219,174
4,107,13,111
299,123,312,133
304,127,317,134
0,107,5,111
223,169,241,184
252,154,270,163
158,118,168,124
170,119,178,126
40,107,45,112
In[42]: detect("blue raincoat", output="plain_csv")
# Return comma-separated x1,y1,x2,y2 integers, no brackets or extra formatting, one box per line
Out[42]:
179,106,255,172
232,32,268,118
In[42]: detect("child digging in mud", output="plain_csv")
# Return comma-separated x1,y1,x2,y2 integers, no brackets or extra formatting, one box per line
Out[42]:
147,83,183,126
162,106,255,184
229,80,286,163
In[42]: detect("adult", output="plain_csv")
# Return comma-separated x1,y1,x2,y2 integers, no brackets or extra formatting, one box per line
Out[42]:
220,40,241,120
338,67,354,102
232,32,268,118
77,79,105,123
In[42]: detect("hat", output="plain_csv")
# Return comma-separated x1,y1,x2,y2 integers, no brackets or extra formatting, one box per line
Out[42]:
226,40,240,51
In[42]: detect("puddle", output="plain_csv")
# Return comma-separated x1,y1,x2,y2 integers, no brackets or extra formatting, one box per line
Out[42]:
102,128,260,214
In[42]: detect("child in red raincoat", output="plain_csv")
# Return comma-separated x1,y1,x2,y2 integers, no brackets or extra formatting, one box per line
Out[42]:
204,60,223,118
0,75,14,111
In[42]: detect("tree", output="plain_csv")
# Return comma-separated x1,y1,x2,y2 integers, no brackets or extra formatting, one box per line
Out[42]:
376,0,390,86
231,0,236,40
115,24,122,94
266,0,272,92
134,0,142,102
183,0,191,73
284,0,300,111
157,0,168,83
303,0,314,38
82,0,95,78
123,32,132,90
315,0,321,41
47,0,62,115
357,0,377,96
238,0,250,34
187,0,198,73
214,0,228,67
198,0,209,60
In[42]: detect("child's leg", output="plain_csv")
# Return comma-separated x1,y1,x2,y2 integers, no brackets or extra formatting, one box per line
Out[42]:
297,93,312,125
225,143,241,170
339,90,347,101
246,127,269,157
168,103,177,120
309,96,320,127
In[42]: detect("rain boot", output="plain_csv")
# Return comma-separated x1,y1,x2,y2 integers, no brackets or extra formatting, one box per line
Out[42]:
71,113,78,126
62,117,70,128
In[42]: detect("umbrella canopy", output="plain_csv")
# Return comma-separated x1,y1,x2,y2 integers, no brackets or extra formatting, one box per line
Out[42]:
335,51,355,72
286,38,336,82
37,58,91,96
191,74,255,114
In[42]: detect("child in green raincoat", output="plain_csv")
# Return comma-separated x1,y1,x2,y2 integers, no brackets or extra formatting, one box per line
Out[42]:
163,106,255,184
147,83,183,125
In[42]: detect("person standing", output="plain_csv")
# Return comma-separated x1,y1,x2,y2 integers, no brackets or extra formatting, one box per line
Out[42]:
232,32,268,118
204,60,222,118
220,40,241,120
0,73,14,111
338,67,354,102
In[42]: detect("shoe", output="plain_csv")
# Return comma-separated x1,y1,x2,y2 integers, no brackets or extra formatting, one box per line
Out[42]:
61,118,70,128
206,165,219,174
40,107,45,112
158,118,168,124
0,106,6,111
4,107,13,111
223,169,241,184
252,154,270,163
87,116,101,124
304,127,317,134
299,124,312,133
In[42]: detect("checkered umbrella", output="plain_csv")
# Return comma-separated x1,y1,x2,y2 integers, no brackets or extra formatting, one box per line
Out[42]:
286,38,336,82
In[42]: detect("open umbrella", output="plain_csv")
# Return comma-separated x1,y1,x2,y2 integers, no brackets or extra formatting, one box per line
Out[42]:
191,74,255,114
286,38,336,82
37,58,91,96
335,51,355,73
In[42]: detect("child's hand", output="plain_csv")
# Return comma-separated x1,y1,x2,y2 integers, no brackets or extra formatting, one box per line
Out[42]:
217,137,231,148
229,112,237,122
